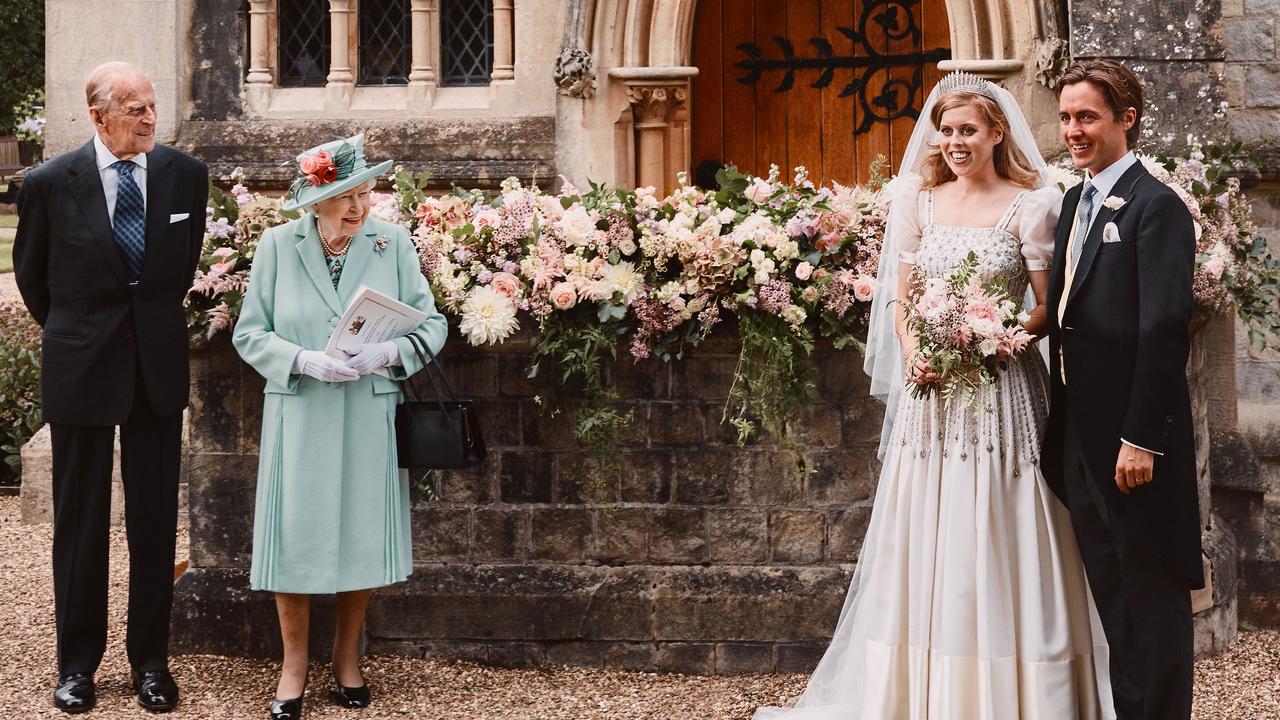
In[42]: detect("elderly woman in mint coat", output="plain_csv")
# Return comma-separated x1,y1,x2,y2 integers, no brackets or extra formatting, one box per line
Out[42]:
232,133,446,719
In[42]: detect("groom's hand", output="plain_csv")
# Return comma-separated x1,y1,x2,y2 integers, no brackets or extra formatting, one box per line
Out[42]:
1114,444,1155,495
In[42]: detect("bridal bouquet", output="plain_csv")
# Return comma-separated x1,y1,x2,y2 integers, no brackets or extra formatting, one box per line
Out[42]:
905,251,1035,403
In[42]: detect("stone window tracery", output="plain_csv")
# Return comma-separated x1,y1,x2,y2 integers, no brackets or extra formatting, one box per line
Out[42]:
244,0,516,115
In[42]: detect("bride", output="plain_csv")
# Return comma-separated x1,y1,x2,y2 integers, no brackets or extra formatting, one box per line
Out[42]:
755,72,1115,719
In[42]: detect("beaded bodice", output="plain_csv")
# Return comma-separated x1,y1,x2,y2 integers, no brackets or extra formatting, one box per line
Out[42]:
892,189,1048,466
914,190,1030,297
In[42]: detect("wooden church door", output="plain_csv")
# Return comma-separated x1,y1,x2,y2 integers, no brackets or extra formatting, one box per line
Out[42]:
691,0,951,187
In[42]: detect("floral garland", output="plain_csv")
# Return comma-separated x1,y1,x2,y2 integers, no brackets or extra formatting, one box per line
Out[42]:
186,146,1276,477
186,168,301,340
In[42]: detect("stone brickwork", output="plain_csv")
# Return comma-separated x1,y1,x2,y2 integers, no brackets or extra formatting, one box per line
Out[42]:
170,329,880,674
174,119,557,192
1223,0,1280,627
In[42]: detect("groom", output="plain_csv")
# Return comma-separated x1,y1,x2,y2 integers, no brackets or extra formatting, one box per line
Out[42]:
1043,59,1203,720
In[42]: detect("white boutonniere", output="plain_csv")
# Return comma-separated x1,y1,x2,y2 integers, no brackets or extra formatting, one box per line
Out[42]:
1101,195,1127,211
374,234,391,256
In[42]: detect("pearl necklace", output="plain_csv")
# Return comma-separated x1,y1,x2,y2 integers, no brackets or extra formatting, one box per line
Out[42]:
316,217,351,257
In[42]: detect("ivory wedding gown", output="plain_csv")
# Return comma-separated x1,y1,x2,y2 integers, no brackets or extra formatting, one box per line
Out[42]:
756,184,1115,720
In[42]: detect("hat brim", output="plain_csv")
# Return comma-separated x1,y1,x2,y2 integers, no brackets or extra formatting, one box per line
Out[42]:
280,159,395,212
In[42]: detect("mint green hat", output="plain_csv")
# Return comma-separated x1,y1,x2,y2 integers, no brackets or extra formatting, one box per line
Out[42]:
281,132,393,212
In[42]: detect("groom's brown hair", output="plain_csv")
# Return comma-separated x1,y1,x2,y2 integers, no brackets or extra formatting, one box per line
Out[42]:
1057,60,1143,148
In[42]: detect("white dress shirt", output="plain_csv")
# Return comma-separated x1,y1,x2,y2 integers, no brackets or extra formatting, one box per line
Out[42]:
93,133,148,224
1079,151,1137,233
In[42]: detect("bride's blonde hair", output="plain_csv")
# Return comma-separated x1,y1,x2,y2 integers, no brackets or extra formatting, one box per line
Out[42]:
919,92,1041,190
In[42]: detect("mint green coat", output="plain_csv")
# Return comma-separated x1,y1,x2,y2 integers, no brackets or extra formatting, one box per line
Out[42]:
232,215,447,593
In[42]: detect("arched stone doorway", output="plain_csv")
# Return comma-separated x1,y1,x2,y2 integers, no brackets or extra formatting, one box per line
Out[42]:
558,0,1071,193
689,0,951,187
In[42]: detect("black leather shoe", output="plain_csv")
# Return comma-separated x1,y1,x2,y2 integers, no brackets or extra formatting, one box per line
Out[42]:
53,673,96,714
270,691,305,720
132,669,180,712
330,681,371,708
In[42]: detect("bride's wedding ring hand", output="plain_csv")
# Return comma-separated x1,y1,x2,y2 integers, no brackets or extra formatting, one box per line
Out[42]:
906,357,940,385
1114,444,1155,495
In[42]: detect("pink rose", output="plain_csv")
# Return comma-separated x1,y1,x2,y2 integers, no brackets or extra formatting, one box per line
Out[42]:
211,247,235,259
794,261,814,281
490,271,522,299
209,259,236,277
851,276,876,302
299,150,336,186
744,178,774,204
550,282,577,310
1203,257,1224,279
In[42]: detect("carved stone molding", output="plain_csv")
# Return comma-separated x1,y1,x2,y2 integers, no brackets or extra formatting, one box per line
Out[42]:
625,85,687,124
1034,37,1072,89
554,47,597,98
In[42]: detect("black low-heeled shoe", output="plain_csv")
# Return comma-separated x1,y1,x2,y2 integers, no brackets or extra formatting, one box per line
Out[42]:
330,681,371,709
269,682,306,720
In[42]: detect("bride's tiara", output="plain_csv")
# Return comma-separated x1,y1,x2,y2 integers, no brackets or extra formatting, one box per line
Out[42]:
936,70,999,101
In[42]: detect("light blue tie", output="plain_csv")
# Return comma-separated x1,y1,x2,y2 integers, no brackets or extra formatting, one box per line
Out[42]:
112,160,146,282
1071,182,1096,272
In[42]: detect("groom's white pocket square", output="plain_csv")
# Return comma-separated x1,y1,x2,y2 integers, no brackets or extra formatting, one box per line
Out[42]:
1102,222,1123,244
169,212,190,223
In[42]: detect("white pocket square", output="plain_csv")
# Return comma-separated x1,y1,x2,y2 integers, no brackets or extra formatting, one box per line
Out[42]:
169,212,190,223
1102,222,1122,243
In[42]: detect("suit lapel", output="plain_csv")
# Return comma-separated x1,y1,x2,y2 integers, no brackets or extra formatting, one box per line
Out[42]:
1066,162,1148,307
140,149,175,285
1047,183,1081,320
67,141,129,286
294,218,345,316
336,224,376,303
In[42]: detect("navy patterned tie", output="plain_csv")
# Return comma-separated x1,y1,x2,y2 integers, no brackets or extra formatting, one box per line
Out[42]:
1070,182,1096,273
112,160,146,282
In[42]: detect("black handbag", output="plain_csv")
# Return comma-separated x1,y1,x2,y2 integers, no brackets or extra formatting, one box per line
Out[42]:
394,333,487,469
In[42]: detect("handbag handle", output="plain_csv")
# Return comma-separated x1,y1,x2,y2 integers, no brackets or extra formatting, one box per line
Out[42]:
398,333,459,410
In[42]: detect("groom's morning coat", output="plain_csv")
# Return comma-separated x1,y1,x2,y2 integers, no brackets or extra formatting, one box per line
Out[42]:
1043,161,1204,589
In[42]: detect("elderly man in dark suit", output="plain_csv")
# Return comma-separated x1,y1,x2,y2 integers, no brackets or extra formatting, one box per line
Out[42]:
14,61,207,714
1044,59,1203,720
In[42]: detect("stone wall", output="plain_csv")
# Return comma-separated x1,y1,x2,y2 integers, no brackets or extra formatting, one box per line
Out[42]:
1223,0,1280,626
171,329,881,673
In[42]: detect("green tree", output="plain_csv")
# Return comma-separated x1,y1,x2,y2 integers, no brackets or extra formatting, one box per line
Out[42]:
0,0,44,135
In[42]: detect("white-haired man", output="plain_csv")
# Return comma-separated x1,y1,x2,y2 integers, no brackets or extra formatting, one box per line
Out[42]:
14,61,207,713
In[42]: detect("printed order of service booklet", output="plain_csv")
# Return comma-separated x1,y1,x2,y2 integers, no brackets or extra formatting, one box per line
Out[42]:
325,285,428,377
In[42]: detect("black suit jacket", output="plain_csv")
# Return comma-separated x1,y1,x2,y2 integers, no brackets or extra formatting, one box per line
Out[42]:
14,140,208,426
1043,161,1203,588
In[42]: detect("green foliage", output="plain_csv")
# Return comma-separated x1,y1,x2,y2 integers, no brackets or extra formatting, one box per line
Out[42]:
0,302,41,483
392,166,433,220
528,308,634,487
723,310,819,471
0,0,44,136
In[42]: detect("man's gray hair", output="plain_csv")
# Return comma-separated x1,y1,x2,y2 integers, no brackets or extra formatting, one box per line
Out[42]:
85,61,144,111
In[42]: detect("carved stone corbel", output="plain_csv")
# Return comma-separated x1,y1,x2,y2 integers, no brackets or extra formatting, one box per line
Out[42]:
1034,37,1072,89
554,47,597,98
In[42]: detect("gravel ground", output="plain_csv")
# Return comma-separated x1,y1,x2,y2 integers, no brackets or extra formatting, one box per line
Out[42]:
0,495,1277,718
0,270,16,299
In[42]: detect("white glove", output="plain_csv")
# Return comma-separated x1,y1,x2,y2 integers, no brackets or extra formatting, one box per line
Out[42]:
293,350,359,383
344,340,401,376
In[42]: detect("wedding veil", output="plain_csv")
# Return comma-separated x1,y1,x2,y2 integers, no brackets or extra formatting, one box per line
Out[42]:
862,74,1057,457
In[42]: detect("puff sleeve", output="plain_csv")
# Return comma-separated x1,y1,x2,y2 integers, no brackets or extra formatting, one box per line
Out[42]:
886,177,925,264
1012,185,1062,272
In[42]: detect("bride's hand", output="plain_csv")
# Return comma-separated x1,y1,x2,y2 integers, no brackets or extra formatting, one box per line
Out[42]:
905,355,940,385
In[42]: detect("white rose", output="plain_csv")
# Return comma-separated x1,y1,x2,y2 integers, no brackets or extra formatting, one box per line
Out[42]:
557,206,596,246
979,338,998,357
618,237,638,255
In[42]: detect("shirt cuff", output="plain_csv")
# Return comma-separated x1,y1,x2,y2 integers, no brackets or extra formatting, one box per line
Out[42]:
1121,439,1164,456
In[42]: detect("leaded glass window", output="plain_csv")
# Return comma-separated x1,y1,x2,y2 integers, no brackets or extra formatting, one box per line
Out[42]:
439,0,493,86
277,0,331,87
359,0,411,85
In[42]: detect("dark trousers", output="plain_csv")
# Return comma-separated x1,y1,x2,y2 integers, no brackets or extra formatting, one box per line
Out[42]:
1060,417,1193,720
50,376,181,676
